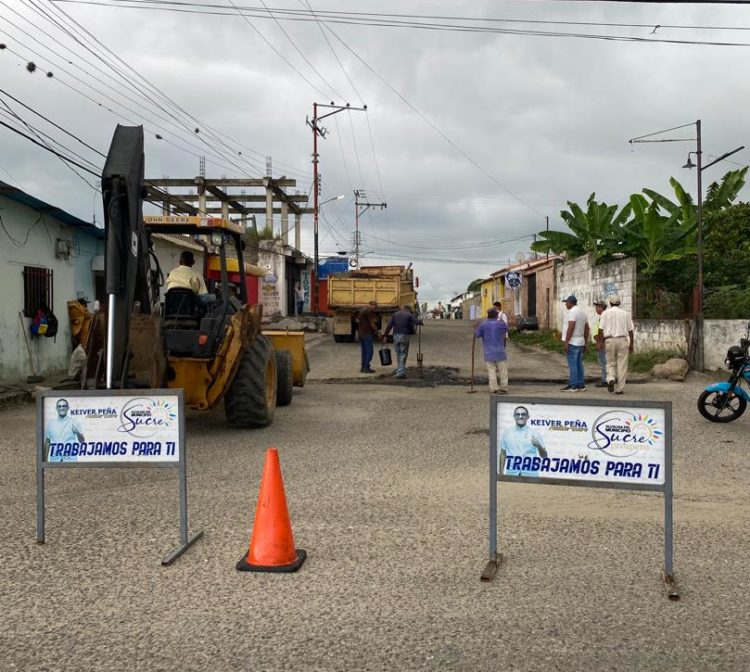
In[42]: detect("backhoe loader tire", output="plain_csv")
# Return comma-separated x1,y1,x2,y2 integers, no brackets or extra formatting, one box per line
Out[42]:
224,335,277,428
275,349,293,407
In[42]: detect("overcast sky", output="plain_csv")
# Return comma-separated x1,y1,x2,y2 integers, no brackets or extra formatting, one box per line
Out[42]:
2,0,749,304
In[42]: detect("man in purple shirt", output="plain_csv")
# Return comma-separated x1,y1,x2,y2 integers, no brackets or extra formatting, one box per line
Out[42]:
474,308,509,394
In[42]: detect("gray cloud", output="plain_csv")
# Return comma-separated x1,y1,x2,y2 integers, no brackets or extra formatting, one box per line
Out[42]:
1,0,748,303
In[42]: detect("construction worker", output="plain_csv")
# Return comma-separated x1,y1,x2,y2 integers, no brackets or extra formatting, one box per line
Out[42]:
167,251,216,305
357,300,380,374
383,304,422,379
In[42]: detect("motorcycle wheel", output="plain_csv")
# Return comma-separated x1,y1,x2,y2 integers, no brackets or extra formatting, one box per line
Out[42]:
697,389,747,423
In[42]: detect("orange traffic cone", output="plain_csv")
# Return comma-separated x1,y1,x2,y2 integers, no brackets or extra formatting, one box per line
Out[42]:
237,448,306,573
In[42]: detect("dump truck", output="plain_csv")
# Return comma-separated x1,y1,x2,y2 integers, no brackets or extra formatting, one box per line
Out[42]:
327,265,417,342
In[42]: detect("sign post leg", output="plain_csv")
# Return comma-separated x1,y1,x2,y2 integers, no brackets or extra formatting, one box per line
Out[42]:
162,448,203,566
36,402,45,544
662,482,679,600
481,403,503,581
36,463,45,544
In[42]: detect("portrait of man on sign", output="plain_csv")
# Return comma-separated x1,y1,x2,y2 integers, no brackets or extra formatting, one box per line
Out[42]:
44,398,85,462
500,405,547,477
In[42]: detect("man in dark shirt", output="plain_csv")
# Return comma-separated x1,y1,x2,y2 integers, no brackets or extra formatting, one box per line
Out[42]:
383,304,422,378
357,300,380,373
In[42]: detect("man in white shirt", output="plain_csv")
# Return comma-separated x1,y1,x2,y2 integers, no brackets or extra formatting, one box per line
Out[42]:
492,301,510,344
560,295,589,392
599,295,635,395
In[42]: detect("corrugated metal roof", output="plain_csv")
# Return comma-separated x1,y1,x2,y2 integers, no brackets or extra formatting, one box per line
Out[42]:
0,180,103,238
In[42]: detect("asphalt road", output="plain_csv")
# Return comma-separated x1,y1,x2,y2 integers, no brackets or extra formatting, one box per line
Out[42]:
1,320,748,671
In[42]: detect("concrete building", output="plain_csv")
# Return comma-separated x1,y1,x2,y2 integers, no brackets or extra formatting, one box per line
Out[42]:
490,257,561,329
257,239,313,320
0,181,103,381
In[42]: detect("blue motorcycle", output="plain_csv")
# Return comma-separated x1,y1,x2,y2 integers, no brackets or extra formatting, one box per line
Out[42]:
698,322,750,423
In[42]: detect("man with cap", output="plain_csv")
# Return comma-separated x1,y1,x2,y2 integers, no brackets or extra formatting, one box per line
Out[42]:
474,307,509,394
561,295,589,392
383,304,422,379
592,299,608,388
599,295,634,395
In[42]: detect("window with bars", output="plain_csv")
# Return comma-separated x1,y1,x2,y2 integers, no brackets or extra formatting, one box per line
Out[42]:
23,266,53,317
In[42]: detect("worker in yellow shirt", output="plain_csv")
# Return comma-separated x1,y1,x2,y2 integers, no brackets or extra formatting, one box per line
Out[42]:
166,251,215,304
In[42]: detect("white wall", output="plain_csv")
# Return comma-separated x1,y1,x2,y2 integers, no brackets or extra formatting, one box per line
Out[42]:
258,243,286,319
629,319,749,371
633,320,689,355
0,198,76,380
704,319,750,371
555,254,637,333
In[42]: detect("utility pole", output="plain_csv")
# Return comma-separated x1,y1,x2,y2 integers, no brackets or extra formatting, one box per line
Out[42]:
354,189,387,269
545,216,549,261
307,102,367,313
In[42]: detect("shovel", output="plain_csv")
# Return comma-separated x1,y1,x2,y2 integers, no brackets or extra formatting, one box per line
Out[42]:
416,324,423,377
19,311,44,384
468,333,477,393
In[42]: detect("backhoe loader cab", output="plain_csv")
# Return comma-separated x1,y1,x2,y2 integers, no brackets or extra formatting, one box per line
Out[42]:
92,125,279,428
144,215,278,427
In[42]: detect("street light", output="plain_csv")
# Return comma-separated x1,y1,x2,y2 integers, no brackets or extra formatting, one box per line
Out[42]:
681,125,743,370
629,119,744,370
314,194,344,314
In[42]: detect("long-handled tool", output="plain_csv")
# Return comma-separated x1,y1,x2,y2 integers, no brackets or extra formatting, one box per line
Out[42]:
468,333,477,393
416,324,423,377
19,311,44,384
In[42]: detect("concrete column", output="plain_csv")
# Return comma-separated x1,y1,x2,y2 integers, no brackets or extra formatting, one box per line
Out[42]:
294,213,301,250
265,185,273,235
281,201,289,245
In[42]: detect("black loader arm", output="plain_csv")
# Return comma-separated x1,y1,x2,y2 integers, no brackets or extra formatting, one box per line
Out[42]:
101,125,152,386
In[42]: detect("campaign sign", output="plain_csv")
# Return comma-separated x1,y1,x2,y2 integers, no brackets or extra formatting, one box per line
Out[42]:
36,389,202,564
497,401,666,489
42,394,180,463
484,397,676,597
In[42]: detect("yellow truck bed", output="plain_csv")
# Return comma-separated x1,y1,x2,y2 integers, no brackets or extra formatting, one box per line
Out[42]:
327,267,417,341
328,277,405,309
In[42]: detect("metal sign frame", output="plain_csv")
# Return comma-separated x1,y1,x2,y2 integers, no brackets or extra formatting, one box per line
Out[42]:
36,389,203,565
481,396,677,600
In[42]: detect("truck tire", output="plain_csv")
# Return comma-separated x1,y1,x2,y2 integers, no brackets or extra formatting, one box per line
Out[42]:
275,349,293,407
224,335,277,428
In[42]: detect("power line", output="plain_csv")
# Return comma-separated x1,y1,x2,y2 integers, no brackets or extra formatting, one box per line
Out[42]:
256,0,344,102
226,0,331,100
46,1,750,33
47,1,750,47
0,118,100,176
321,25,547,219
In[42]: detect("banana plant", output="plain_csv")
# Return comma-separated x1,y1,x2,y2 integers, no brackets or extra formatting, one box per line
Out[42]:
622,195,690,277
531,193,631,263
642,167,747,231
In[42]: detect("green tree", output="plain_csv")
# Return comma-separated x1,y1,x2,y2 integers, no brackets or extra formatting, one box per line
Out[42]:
703,201,750,288
467,278,484,293
531,193,631,262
